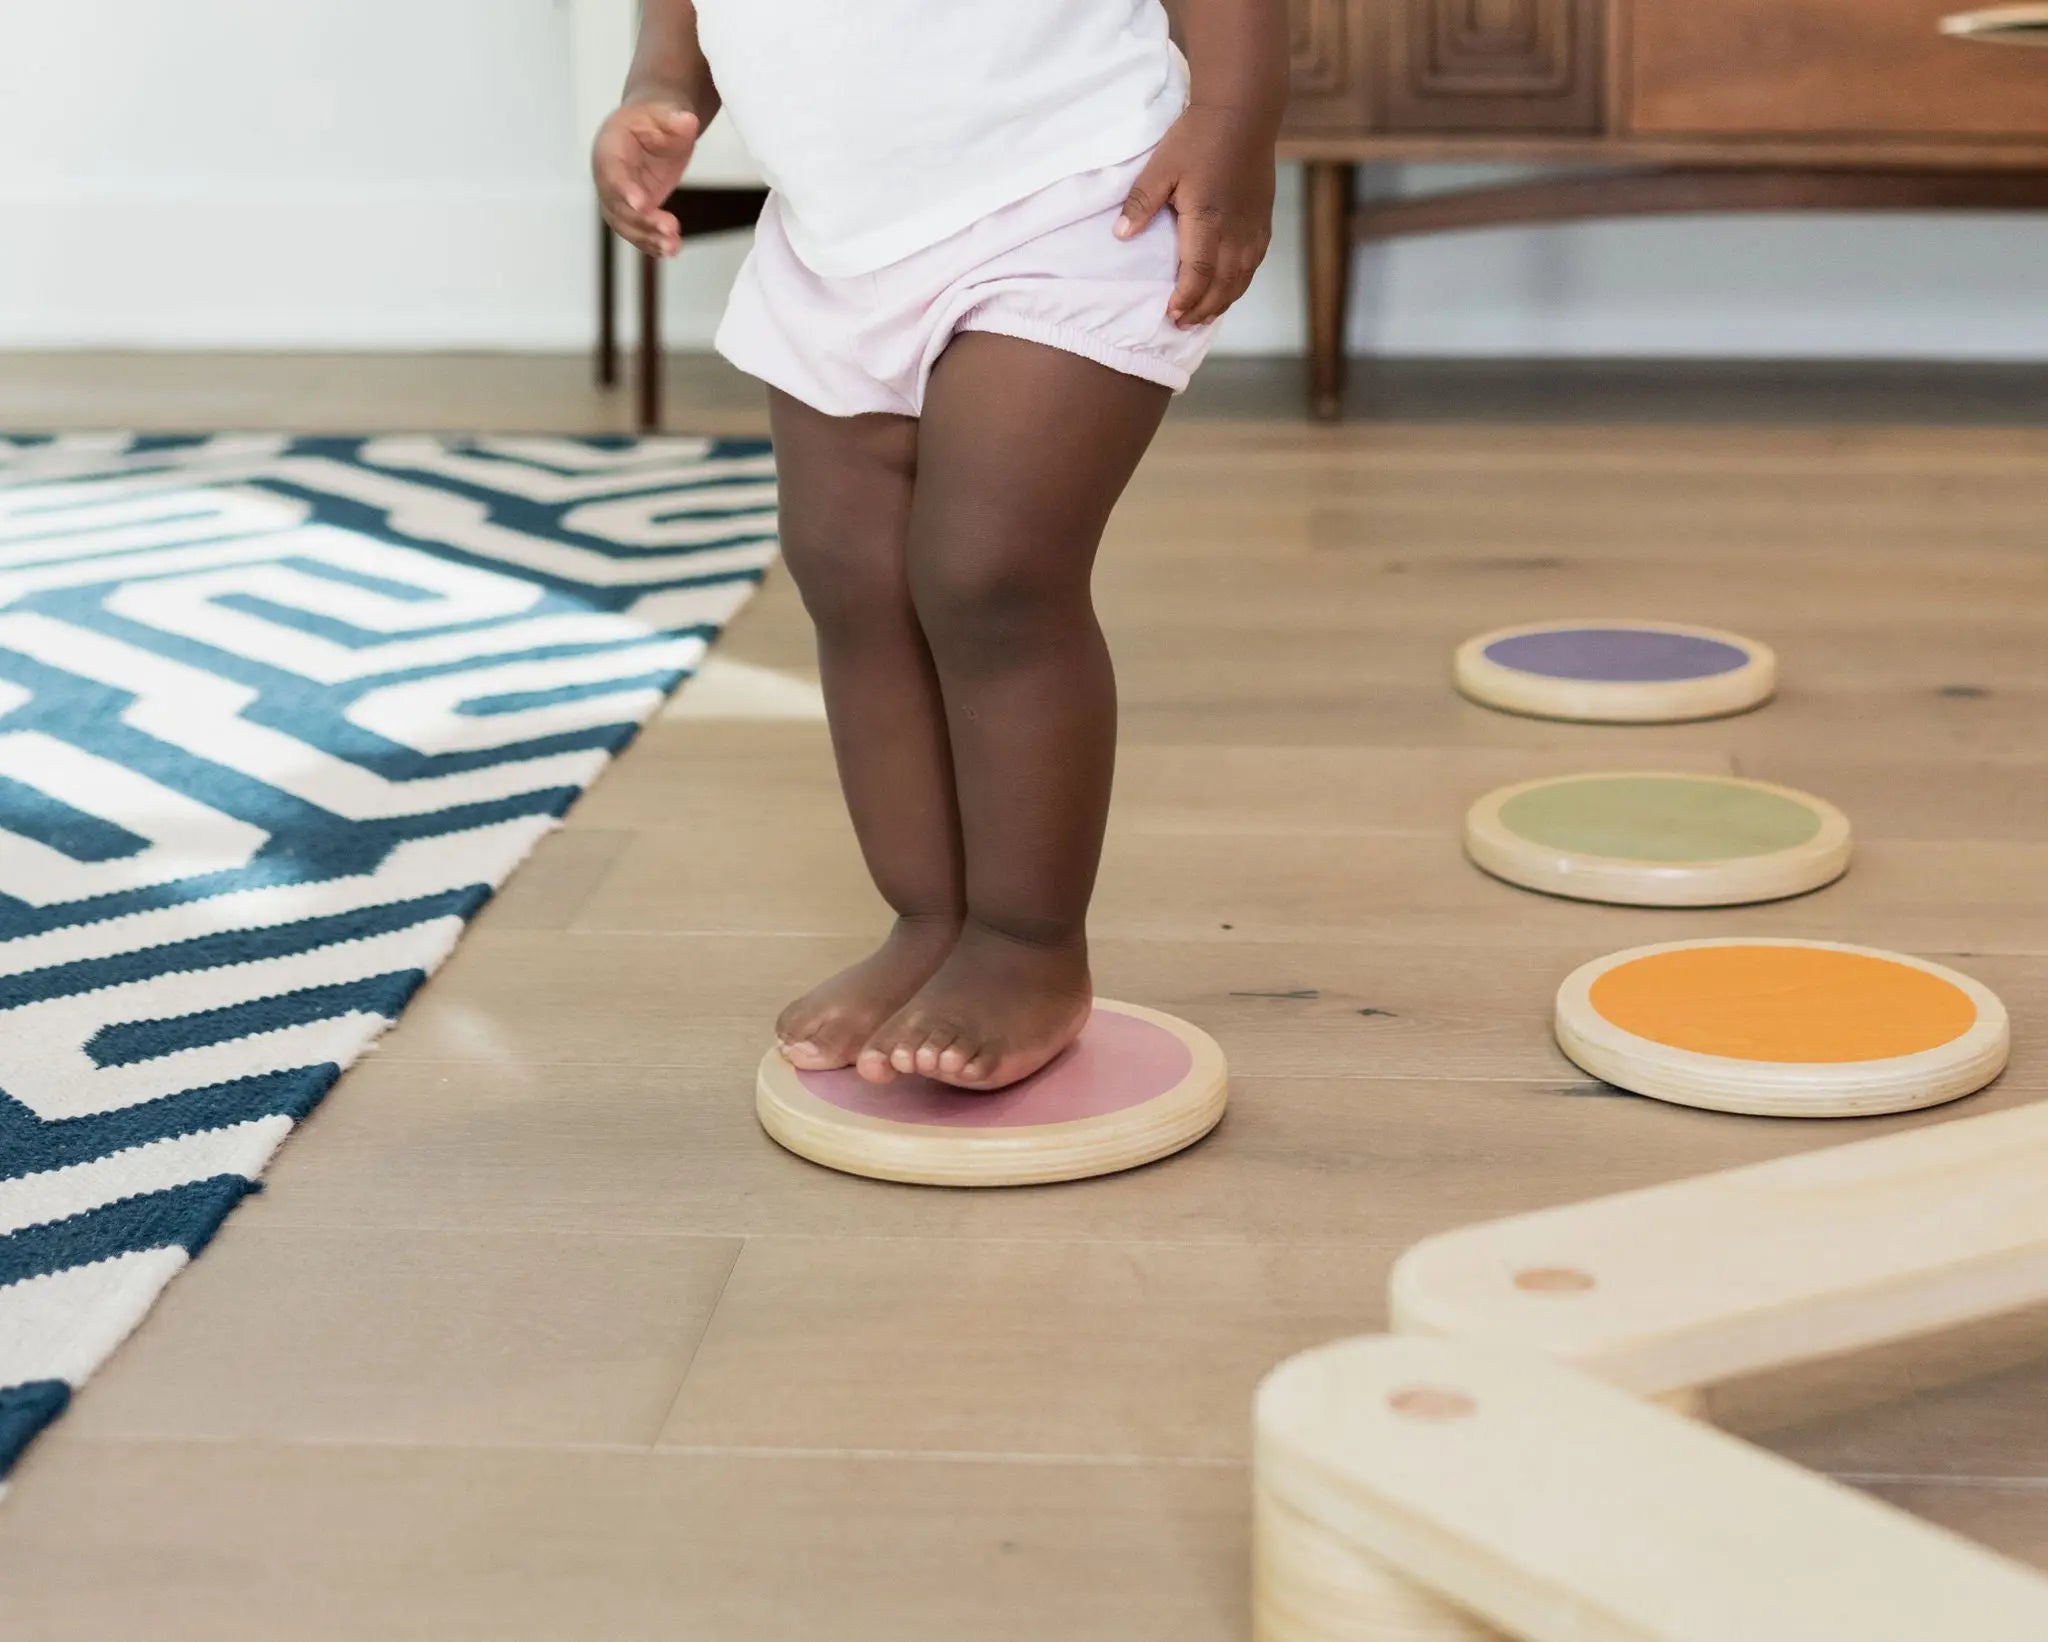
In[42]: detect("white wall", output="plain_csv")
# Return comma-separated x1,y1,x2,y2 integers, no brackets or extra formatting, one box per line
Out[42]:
6,1,2048,360
0,0,608,348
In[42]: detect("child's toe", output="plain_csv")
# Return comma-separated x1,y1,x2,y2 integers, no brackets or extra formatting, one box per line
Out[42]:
782,1010,863,1070
914,1026,957,1075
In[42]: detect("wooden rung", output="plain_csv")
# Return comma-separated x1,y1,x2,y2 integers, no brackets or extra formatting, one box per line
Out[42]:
1390,1099,2048,1396
1255,1335,2048,1642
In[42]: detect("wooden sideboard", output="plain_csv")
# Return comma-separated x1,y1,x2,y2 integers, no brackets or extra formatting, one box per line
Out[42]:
1281,0,2048,417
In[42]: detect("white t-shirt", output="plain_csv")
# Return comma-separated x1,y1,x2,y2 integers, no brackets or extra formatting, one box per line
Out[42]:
694,0,1189,276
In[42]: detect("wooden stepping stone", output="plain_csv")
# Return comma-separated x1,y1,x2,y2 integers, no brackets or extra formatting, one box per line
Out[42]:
1454,620,1776,723
755,1000,1227,1186
1464,771,1850,906
1555,938,2009,1117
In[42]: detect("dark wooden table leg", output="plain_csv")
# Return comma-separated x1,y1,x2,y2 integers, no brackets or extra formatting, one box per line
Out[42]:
636,246,662,433
1304,160,1357,422
597,216,619,388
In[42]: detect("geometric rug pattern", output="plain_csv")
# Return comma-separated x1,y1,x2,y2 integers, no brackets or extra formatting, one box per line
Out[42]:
0,433,777,1479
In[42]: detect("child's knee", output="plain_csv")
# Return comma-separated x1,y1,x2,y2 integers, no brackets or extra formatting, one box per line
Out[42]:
911,544,1079,670
781,526,911,632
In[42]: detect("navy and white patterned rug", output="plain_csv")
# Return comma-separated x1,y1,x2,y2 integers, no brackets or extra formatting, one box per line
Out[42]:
0,432,777,1482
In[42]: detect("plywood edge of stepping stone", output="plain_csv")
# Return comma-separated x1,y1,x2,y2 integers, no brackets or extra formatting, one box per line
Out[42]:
1464,772,1851,908
1453,619,1777,724
1253,1334,2048,1642
755,999,1227,1187
1555,938,2010,1118
1389,1099,2048,1402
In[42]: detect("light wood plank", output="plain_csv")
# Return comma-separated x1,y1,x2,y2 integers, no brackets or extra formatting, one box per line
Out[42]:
568,721,1736,838
1729,754,2048,841
664,1237,1363,1461
1391,1101,2048,1399
563,822,2048,954
478,825,635,929
0,1442,1248,1642
1114,676,2048,752
1256,1336,2048,1642
57,1212,741,1448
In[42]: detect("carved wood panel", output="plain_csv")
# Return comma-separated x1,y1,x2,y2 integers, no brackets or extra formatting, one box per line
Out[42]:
1380,0,1603,133
1284,0,1376,131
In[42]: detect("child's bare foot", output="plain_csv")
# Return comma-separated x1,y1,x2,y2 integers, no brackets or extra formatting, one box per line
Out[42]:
857,919,1093,1090
777,915,961,1071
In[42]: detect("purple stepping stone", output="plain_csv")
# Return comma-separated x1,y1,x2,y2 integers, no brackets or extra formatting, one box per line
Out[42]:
1483,627,1751,684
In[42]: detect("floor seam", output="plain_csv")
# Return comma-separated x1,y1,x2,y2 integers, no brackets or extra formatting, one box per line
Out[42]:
58,1430,1247,1468
218,1225,1418,1249
644,1236,750,1446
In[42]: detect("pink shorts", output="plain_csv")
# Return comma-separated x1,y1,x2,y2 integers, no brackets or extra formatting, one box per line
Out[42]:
714,150,1217,419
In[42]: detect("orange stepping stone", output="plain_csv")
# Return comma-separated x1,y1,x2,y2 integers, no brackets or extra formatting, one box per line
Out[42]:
1555,939,2010,1117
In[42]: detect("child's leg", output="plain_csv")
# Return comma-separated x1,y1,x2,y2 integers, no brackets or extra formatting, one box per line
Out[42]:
858,334,1171,1088
768,390,968,1068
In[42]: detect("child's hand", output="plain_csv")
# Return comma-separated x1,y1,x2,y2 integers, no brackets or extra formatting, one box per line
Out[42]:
1115,106,1276,328
593,99,701,258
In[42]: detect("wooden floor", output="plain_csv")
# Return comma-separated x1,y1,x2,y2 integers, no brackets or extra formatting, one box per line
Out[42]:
6,353,2048,1639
